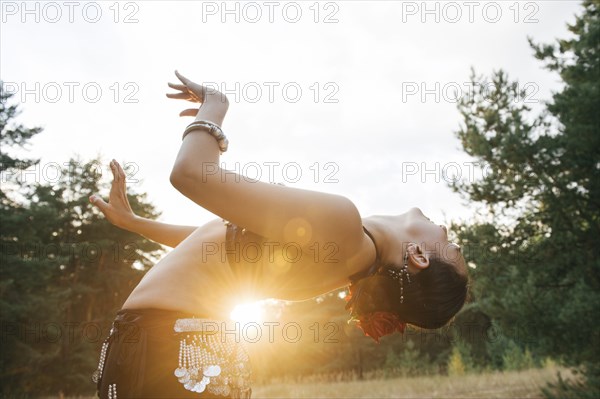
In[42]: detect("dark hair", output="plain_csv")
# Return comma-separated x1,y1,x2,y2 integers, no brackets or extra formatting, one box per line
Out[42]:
349,258,469,329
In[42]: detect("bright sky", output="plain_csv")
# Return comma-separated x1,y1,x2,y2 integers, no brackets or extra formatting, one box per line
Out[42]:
1,0,582,232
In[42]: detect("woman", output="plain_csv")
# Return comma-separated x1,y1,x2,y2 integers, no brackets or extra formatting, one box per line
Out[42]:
90,71,469,398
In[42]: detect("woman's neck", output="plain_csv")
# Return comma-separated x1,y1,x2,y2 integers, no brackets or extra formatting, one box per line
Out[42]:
361,214,408,267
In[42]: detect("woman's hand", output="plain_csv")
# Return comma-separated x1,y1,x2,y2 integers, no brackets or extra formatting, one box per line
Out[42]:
89,160,137,230
166,70,229,117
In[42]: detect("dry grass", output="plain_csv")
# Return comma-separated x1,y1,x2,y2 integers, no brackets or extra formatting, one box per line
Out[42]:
62,366,576,399
250,366,575,398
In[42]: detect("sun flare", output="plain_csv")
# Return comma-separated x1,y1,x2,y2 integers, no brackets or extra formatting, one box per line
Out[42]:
229,301,266,325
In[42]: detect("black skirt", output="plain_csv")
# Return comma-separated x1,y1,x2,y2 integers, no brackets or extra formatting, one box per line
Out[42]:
95,308,252,399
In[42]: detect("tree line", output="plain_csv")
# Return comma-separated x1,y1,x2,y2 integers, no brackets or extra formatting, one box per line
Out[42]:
1,1,598,396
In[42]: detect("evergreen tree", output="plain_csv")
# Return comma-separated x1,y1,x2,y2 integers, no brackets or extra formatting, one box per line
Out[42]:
1,83,53,396
0,90,165,396
450,0,599,394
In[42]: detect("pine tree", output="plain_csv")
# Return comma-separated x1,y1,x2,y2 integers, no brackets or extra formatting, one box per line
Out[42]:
450,0,599,395
0,89,165,396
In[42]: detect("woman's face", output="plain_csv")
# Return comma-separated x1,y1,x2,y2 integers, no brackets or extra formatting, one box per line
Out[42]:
403,207,464,269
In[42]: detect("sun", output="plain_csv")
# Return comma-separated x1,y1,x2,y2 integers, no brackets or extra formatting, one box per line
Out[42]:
229,300,266,325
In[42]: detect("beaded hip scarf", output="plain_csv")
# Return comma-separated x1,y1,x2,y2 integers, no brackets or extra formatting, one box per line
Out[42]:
174,318,252,397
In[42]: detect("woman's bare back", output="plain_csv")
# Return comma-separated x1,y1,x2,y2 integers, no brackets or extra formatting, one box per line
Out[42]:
121,218,233,316
122,217,376,318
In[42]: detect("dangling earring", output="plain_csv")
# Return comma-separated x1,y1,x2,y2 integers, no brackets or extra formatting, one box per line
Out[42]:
399,250,412,303
387,249,412,303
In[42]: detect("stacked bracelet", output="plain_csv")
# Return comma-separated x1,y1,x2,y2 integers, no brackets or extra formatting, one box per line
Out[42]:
182,120,229,153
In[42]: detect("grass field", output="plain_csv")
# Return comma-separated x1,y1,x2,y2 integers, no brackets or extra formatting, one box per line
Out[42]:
63,366,574,398
250,366,575,398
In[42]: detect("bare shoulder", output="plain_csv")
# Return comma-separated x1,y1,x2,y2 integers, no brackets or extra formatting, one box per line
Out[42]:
198,173,366,249
272,188,365,249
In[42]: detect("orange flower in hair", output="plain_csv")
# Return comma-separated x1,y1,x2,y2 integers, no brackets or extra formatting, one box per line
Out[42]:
356,311,406,343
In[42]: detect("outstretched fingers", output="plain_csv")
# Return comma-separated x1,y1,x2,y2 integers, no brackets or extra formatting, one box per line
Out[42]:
168,70,226,115
89,160,136,228
166,83,198,101
168,82,187,91
174,70,205,101
110,161,131,209
110,159,127,189
166,91,193,100
174,70,190,84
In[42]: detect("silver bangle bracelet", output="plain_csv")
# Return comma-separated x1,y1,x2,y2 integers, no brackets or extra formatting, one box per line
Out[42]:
182,120,229,153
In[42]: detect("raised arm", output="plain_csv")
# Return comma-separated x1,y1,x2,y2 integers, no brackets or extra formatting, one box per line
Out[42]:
167,71,364,249
90,159,198,248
